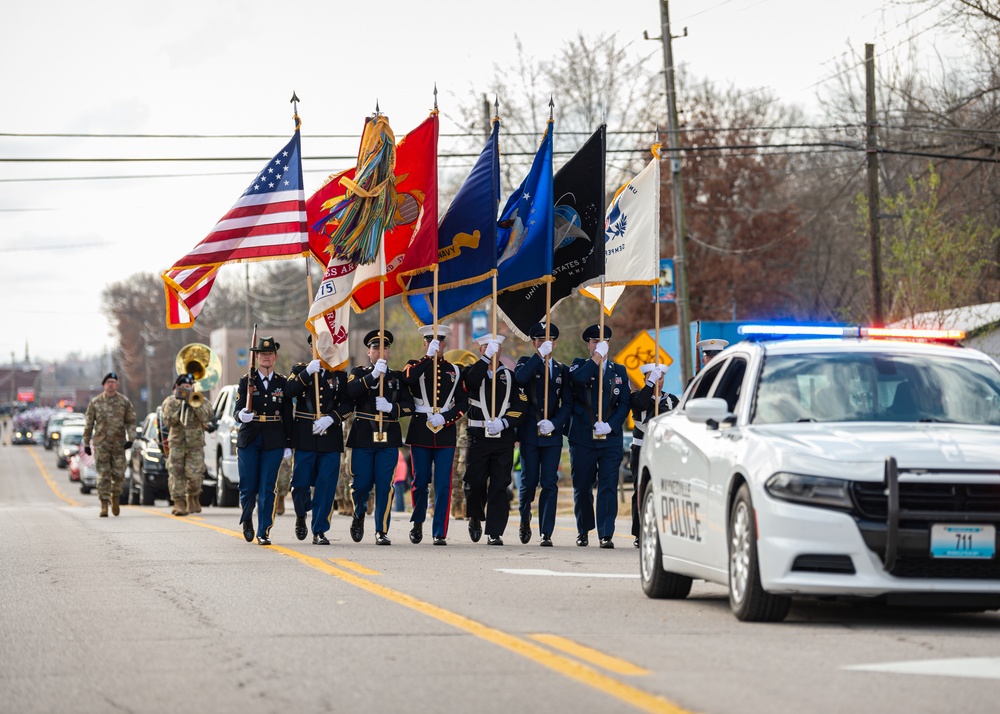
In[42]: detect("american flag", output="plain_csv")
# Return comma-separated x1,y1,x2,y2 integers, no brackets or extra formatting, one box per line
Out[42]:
162,132,308,328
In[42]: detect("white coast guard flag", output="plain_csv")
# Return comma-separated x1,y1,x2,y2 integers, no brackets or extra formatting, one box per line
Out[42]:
582,156,660,313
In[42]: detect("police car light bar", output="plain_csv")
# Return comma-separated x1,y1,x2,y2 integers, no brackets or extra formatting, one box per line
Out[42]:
862,327,966,340
737,325,849,337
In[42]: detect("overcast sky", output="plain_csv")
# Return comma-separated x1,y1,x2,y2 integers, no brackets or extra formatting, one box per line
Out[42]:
2,0,952,363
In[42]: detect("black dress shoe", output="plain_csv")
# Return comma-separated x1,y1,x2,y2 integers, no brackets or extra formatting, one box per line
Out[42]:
487,535,504,546
313,532,330,545
468,518,482,543
409,522,423,544
540,534,553,547
257,536,271,546
599,537,615,549
242,521,254,543
633,537,640,548
518,519,531,544
295,515,308,541
576,533,589,547
375,532,391,546
350,515,364,543
432,536,447,546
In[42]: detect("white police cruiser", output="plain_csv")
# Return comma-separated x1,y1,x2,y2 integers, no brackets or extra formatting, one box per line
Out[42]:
636,325,1000,621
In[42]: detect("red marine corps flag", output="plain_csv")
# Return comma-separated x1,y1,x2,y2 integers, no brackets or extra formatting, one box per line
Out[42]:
162,127,308,328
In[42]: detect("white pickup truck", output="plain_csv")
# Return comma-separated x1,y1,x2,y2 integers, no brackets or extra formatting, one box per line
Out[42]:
203,384,241,506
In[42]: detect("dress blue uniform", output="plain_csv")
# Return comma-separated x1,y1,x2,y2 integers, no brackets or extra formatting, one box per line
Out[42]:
285,357,351,544
403,328,468,545
233,337,292,544
513,322,572,545
629,365,679,544
346,331,414,544
568,325,630,547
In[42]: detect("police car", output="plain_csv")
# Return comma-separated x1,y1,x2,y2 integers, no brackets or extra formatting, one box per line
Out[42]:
636,325,1000,621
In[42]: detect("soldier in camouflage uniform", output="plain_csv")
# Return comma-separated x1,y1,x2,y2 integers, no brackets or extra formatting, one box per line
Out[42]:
83,372,137,518
451,417,468,519
160,374,216,516
335,415,354,515
275,453,292,516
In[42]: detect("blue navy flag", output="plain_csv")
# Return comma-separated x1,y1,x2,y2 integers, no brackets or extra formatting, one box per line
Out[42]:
417,124,554,325
404,122,500,326
498,125,606,338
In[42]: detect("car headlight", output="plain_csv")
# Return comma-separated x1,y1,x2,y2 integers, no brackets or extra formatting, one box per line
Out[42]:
765,472,853,510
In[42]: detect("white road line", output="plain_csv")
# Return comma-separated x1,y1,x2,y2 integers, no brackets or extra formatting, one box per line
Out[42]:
497,568,639,579
844,657,1000,680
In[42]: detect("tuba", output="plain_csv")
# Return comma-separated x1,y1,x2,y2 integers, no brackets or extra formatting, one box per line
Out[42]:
174,343,221,410
443,349,478,368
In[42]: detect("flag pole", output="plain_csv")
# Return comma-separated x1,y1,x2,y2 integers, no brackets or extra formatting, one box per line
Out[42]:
542,97,554,428
653,131,662,418
292,91,322,420
374,101,388,443
430,86,440,427
595,277,606,440
486,98,500,438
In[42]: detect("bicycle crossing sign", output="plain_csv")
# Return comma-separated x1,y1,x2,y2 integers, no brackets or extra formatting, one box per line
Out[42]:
615,331,673,388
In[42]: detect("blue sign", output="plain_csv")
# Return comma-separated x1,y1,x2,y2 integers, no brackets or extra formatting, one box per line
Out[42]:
471,310,488,340
653,259,675,303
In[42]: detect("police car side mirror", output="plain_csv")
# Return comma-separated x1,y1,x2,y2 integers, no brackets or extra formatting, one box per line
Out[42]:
686,398,731,424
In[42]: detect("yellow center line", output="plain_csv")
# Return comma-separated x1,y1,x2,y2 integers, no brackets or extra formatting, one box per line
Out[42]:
143,509,693,714
28,447,80,507
329,558,380,575
529,633,650,676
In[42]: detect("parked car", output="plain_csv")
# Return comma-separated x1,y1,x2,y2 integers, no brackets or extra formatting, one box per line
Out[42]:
125,413,169,505
203,384,240,507
11,416,38,445
56,424,86,469
637,326,1000,622
44,412,82,450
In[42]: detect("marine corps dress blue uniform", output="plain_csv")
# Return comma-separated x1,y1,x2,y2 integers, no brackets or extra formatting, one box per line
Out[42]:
285,346,352,545
513,322,572,546
462,334,528,545
402,325,468,546
346,330,414,546
629,362,680,546
568,325,631,548
234,336,292,546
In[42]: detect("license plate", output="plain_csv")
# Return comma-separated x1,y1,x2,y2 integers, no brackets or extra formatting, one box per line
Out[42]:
930,524,996,559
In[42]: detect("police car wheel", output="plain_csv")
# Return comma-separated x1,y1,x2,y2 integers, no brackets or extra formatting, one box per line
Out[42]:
640,486,692,599
728,484,790,622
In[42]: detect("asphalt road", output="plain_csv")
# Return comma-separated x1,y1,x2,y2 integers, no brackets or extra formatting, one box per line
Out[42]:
2,442,999,714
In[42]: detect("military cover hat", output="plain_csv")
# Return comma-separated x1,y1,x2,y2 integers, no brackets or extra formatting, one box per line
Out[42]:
418,325,452,340
474,333,505,345
102,372,118,384
582,324,612,341
175,373,195,387
527,322,559,340
364,329,394,347
250,336,280,352
696,338,729,354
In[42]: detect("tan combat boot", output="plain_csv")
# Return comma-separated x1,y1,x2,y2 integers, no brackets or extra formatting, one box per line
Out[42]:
275,496,285,516
99,499,109,517
110,494,120,516
189,495,202,514
171,497,188,517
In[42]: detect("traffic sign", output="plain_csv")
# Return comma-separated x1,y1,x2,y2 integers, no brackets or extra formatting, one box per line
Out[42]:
615,332,672,388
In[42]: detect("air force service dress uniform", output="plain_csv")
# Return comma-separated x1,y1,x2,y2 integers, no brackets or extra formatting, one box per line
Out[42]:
629,363,680,545
462,335,528,545
346,331,414,545
285,353,351,545
568,325,631,548
513,323,572,546
402,325,468,545
233,337,292,545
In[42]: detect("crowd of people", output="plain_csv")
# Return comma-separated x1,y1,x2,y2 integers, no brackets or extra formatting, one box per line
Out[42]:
81,322,730,549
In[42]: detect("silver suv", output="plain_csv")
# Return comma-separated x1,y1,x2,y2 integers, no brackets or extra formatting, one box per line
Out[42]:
204,384,241,507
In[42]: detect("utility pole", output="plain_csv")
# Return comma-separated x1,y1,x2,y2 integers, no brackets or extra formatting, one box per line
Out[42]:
865,43,884,327
651,0,693,383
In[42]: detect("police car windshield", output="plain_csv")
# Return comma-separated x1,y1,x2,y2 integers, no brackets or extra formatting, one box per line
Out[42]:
752,351,1000,425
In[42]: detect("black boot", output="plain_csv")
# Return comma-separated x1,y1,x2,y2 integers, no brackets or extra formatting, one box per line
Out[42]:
409,522,423,544
350,515,364,543
295,515,307,541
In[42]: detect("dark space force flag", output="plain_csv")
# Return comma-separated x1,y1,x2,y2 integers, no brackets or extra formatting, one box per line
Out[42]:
403,121,500,325
498,124,606,338
417,123,554,325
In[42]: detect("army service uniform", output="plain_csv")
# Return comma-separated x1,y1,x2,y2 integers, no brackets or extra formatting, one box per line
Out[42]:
83,391,137,504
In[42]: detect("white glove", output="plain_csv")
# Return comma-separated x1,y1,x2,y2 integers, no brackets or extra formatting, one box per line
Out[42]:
484,340,500,359
537,419,555,435
594,421,612,436
537,340,553,358
237,408,254,423
425,339,440,358
427,413,446,428
372,359,387,377
305,359,321,376
312,415,334,434
595,341,609,358
486,418,503,435
375,396,392,413
647,367,663,385
283,448,292,459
